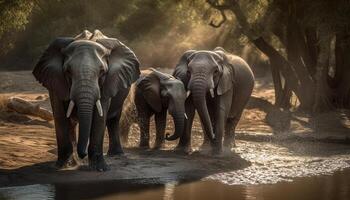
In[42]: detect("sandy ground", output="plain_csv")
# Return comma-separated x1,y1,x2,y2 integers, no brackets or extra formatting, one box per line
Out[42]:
1,71,350,187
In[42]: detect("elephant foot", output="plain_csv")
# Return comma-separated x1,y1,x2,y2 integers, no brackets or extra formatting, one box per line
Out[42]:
55,154,78,169
200,141,211,151
139,141,150,149
174,145,192,154
224,135,236,147
107,147,124,157
222,146,233,155
89,154,109,172
223,141,235,151
211,145,223,156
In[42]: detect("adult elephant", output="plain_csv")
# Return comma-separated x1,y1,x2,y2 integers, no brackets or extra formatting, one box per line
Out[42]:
119,68,187,149
32,30,140,171
169,47,254,154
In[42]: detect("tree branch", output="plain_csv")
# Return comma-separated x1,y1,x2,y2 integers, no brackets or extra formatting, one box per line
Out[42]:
206,0,306,105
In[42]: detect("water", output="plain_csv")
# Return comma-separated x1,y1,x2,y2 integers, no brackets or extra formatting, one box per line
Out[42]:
1,169,350,200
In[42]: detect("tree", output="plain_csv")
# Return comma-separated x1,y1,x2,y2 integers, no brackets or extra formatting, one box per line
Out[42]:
206,0,350,113
0,0,36,55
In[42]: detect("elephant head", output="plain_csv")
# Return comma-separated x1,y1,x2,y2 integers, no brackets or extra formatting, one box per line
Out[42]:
173,47,234,142
33,30,140,158
137,69,187,141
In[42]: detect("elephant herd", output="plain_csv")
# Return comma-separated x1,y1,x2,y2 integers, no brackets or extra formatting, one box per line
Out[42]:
32,30,254,171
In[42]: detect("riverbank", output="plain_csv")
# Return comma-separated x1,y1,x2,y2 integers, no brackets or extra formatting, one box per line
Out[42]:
1,70,350,187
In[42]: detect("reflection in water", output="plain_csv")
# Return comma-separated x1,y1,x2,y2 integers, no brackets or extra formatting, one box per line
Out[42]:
163,181,177,200
1,169,350,200
0,184,54,199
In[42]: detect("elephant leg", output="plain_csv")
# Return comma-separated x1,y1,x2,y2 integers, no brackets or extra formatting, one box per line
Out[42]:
49,92,75,168
224,112,242,148
212,109,225,154
138,114,151,148
107,113,124,156
176,98,195,153
66,119,78,167
213,92,233,154
55,126,74,167
154,109,167,149
88,98,110,172
135,91,152,148
54,119,76,168
106,89,129,156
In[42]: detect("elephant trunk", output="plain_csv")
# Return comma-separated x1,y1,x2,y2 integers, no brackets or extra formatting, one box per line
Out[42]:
166,112,185,141
76,92,95,159
190,75,215,142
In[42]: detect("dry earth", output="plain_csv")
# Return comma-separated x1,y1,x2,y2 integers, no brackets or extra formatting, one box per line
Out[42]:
1,70,350,187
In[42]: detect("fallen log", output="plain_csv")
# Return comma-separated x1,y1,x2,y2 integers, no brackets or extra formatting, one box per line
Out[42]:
7,97,53,121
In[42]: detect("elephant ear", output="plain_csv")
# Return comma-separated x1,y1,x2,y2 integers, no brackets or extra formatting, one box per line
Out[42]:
214,48,234,95
97,38,140,97
136,71,162,112
151,68,173,80
32,37,74,100
173,50,196,87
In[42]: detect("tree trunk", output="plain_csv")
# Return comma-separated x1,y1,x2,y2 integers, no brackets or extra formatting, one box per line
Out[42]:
6,97,53,121
313,29,332,113
332,28,350,108
228,1,319,110
284,6,316,111
279,81,292,109
207,0,340,111
270,63,283,105
305,27,318,75
252,37,303,100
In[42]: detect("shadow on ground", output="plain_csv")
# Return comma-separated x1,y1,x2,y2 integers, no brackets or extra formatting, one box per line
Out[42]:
0,148,250,188
247,96,350,143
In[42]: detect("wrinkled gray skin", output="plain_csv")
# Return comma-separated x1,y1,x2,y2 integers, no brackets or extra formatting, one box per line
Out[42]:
32,30,140,171
172,47,254,154
133,69,187,149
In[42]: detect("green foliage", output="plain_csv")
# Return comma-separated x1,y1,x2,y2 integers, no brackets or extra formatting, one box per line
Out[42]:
0,0,35,37
0,0,225,70
0,0,36,55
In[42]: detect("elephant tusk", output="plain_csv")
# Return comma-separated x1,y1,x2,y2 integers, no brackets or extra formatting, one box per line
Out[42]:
66,100,75,118
186,90,191,98
184,113,188,120
210,88,215,98
96,100,103,117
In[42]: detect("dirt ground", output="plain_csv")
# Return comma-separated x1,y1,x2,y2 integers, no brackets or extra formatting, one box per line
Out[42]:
1,71,350,187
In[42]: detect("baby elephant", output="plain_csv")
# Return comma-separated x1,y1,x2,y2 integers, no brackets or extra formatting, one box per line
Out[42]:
119,68,187,149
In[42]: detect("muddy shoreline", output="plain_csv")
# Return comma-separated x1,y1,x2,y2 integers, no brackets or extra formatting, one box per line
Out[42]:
1,139,350,187
0,148,249,187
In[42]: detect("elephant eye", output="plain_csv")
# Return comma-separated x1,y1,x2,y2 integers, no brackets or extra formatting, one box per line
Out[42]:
214,69,219,75
99,66,107,76
65,67,72,77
